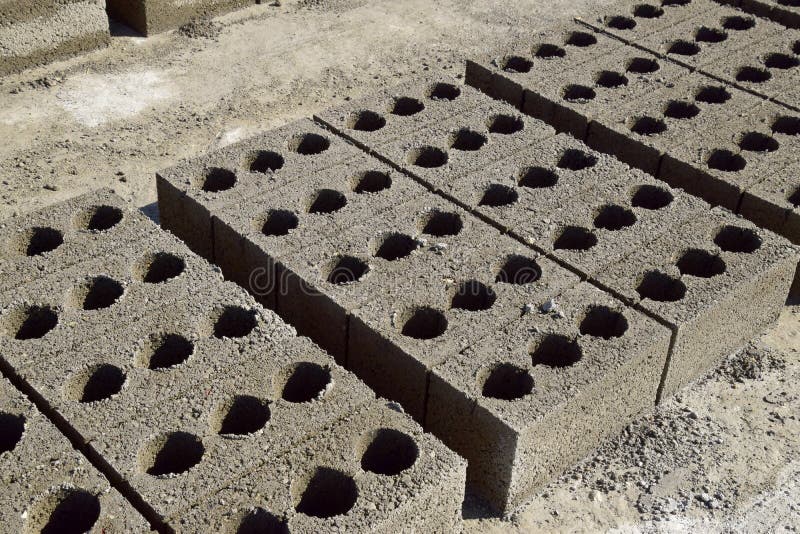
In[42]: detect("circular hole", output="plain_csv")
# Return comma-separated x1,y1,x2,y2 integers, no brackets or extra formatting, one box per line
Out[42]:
736,66,771,83
739,132,779,152
765,53,799,70
714,225,762,253
480,363,533,401
707,149,747,172
501,56,533,73
212,395,270,436
566,31,597,47
579,305,629,338
12,227,63,257
1,305,58,340
553,226,597,251
661,0,691,5
557,149,598,170
210,306,258,338
247,151,284,174
294,467,357,518
595,70,629,88
562,84,596,103
637,271,686,302
663,100,700,119
279,362,332,403
25,487,101,534
593,204,637,230
390,97,425,116
495,255,541,285
65,364,126,403
346,110,386,132
359,428,419,475
772,116,800,136
69,276,124,311
449,129,488,151
694,26,727,43
450,280,497,312
420,210,463,237
533,43,566,59
428,82,461,101
400,307,448,340
630,116,668,136
631,184,674,210
606,15,637,30
634,4,664,17
667,40,700,56
134,252,185,283
479,184,519,207
198,168,237,193
488,114,525,135
73,205,123,232
259,209,299,237
140,431,204,476
519,166,559,188
289,133,330,155
138,333,194,370
407,146,448,168
530,334,582,367
722,15,755,31
235,509,288,534
0,412,25,454
626,57,660,74
787,186,800,207
794,40,800,55
326,256,369,285
676,248,727,278
695,85,731,104
308,189,347,214
352,170,392,194
373,233,419,261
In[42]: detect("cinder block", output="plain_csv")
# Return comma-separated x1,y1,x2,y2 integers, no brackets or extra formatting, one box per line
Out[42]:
174,401,467,533
427,282,670,513
106,0,255,35
739,160,800,244
0,376,150,532
593,207,799,399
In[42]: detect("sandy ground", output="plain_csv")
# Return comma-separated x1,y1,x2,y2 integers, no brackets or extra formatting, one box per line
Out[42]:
1,1,797,531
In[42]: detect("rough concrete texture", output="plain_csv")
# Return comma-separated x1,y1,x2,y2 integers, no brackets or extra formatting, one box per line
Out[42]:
0,375,150,532
106,0,255,36
593,207,798,400
0,0,109,76
427,282,671,513
175,401,467,533
717,0,800,28
740,160,800,246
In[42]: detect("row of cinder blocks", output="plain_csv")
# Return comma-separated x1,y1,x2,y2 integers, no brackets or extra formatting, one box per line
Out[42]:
157,73,798,513
0,189,466,532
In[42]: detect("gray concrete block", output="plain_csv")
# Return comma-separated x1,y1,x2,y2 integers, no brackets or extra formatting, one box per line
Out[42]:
427,282,670,513
106,0,255,36
739,160,800,245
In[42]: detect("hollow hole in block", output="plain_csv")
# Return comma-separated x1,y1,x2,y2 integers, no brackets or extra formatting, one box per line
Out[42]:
428,82,461,101
557,148,598,170
279,362,332,403
764,52,800,70
565,31,597,47
531,334,582,367
74,205,123,231
736,66,771,83
595,70,629,88
676,248,726,278
667,40,700,56
738,132,779,152
533,43,566,58
449,128,487,151
247,150,285,173
694,26,727,43
346,110,386,132
400,307,448,339
629,116,667,136
495,255,541,285
359,428,419,475
451,280,497,312
0,412,25,454
352,170,392,194
788,186,800,207
210,306,258,338
235,509,289,534
390,97,425,116
139,333,194,370
663,100,700,119
480,363,533,400
605,15,637,30
66,364,126,403
326,256,369,285
479,183,519,207
579,305,628,338
636,271,686,302
70,276,124,311
633,3,664,17
373,233,419,261
13,227,63,257
794,40,800,55
213,395,271,436
553,226,597,251
722,15,755,31
631,184,674,210
562,84,596,103
289,133,330,155
198,167,237,192
488,114,525,135
661,0,691,5
501,55,533,73
26,487,101,534
420,210,463,237
140,432,204,476
714,225,762,253
707,149,746,172
778,0,800,6
695,85,731,104
294,467,358,518
1,304,58,340
593,204,637,231
308,189,347,214
134,252,185,283
259,209,299,237
626,57,660,73
519,166,559,188
772,116,800,136
407,146,448,168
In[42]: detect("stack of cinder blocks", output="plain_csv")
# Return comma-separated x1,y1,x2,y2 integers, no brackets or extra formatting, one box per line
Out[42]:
0,189,466,531
0,0,110,75
106,0,256,35
157,72,798,512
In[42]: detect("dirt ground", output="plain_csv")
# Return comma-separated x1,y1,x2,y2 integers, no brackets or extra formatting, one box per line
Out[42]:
1,1,798,531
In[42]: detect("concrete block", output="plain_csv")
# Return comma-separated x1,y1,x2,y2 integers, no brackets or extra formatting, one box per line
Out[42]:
587,0,718,44
427,282,670,513
106,0,255,36
174,401,467,533
593,207,799,399
739,160,800,244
